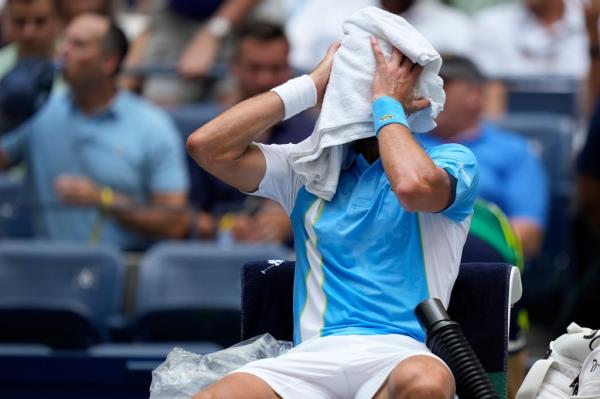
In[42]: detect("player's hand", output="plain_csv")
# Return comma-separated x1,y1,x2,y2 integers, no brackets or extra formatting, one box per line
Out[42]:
54,175,102,207
309,42,341,106
370,36,430,115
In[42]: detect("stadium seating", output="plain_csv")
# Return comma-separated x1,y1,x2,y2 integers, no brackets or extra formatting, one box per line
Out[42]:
504,77,582,119
133,241,289,347
241,260,521,399
0,240,124,348
492,112,575,314
0,175,33,238
164,101,222,140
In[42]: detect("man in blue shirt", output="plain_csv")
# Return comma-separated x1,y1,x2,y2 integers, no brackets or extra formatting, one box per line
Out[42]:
0,14,189,250
419,55,549,259
188,36,478,399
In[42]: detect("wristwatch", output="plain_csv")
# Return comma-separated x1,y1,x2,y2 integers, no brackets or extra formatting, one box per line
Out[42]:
207,16,232,39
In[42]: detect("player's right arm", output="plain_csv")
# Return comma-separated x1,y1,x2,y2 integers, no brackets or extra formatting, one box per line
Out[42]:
186,44,339,193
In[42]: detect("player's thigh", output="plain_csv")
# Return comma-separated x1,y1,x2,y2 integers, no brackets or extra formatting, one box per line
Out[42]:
372,354,454,399
192,372,282,399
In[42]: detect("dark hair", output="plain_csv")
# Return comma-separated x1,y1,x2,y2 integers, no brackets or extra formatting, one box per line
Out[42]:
234,21,287,56
102,19,128,76
439,54,486,84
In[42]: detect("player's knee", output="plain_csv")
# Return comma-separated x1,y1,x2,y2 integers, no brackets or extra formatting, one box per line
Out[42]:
390,376,452,399
388,361,454,399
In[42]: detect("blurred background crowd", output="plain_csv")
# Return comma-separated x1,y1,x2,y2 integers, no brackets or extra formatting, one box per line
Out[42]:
0,0,598,397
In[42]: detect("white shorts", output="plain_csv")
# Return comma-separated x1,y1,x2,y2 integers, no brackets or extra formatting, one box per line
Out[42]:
231,334,450,399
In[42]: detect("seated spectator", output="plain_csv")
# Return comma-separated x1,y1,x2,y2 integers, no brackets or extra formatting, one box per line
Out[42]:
585,0,600,109
0,13,189,250
472,0,589,116
419,55,549,258
189,21,314,244
0,0,61,79
120,0,262,105
473,0,588,79
286,0,474,73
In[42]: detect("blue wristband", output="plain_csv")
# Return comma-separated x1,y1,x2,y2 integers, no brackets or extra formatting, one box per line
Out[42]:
372,96,409,137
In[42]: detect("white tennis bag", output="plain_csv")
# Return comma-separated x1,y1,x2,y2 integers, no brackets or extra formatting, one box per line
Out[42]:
516,323,600,399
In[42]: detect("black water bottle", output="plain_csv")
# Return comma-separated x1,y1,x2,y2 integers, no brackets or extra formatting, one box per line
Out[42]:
415,298,499,399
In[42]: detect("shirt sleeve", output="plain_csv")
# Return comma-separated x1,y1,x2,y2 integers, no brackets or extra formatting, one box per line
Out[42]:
427,144,479,223
146,116,189,193
502,142,549,227
250,143,303,215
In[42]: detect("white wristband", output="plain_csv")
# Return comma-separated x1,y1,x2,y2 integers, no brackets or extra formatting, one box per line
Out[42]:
271,75,318,120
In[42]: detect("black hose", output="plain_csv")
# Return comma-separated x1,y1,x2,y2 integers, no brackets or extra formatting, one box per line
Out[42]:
415,298,499,399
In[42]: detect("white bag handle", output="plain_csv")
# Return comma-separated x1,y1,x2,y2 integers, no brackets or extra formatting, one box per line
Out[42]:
516,359,555,399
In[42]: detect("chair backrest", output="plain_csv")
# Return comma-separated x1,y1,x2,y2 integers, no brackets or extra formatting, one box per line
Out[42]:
241,260,514,399
0,240,124,347
491,113,574,310
0,175,33,238
503,76,582,119
134,242,288,346
491,112,574,193
164,102,222,140
136,242,289,316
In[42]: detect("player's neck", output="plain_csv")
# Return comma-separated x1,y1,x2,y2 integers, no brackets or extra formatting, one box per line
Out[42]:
71,81,118,116
354,137,380,164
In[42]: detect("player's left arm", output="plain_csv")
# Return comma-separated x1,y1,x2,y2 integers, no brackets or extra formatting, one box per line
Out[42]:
370,37,452,213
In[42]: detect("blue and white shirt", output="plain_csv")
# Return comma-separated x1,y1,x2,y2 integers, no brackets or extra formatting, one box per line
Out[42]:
253,142,478,345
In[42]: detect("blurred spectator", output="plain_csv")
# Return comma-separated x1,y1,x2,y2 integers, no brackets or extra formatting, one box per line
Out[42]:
585,0,600,108
473,0,589,79
1,1,10,46
0,0,61,79
120,0,262,105
0,13,189,250
419,55,549,258
381,0,474,56
547,0,600,335
189,21,314,244
285,0,474,73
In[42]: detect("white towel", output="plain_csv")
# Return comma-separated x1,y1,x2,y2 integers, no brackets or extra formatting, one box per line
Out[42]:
288,6,445,201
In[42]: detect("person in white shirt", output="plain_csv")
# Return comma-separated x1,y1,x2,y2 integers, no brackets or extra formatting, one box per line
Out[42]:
285,0,474,72
472,0,589,79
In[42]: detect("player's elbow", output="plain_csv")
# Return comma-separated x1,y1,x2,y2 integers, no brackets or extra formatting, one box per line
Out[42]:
187,127,239,168
392,173,441,212
393,180,429,212
186,130,212,165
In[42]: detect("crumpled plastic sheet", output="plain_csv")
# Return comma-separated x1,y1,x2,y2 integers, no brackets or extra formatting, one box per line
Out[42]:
149,334,293,399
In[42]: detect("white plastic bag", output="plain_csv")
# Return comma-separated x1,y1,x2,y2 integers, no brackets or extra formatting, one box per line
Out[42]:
149,334,292,399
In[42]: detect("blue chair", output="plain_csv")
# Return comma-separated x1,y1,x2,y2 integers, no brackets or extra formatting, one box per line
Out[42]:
491,112,575,313
133,242,289,347
0,175,33,238
503,76,581,119
241,260,522,399
0,240,124,348
164,102,222,139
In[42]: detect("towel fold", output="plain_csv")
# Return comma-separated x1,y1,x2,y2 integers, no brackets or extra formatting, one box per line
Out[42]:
288,6,445,201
